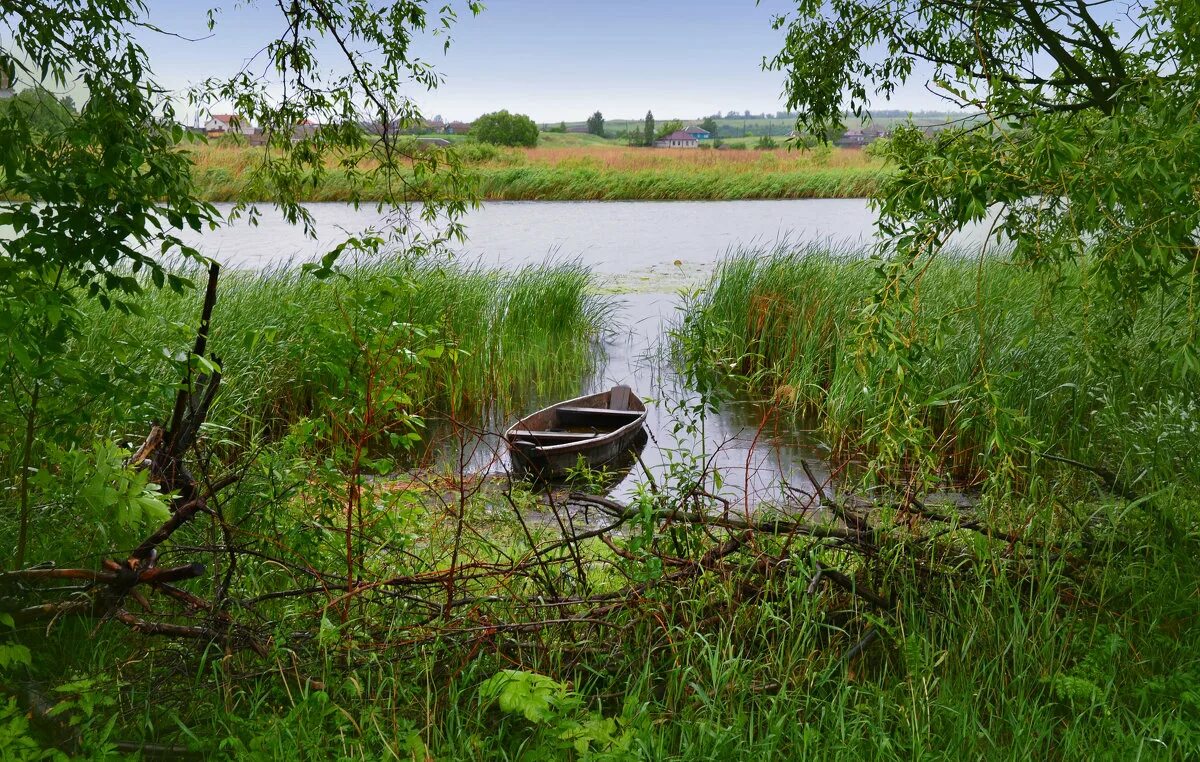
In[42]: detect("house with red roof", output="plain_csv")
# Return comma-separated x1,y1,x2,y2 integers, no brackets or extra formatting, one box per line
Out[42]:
203,113,255,137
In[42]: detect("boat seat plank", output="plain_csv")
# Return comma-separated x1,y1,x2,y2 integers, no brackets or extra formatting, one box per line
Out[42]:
610,385,632,410
508,429,598,443
557,406,642,420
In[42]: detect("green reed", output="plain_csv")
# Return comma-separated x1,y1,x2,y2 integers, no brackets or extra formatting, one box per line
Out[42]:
67,256,608,443
685,242,1198,488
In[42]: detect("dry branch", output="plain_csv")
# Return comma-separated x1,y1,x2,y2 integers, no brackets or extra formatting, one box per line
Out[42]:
3,264,234,648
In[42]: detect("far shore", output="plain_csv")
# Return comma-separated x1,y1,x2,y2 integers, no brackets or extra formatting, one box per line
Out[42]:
188,138,889,203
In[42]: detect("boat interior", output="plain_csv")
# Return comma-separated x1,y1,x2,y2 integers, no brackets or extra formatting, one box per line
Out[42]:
508,386,642,446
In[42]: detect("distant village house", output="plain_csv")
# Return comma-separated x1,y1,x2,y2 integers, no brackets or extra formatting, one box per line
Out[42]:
443,121,472,135
290,119,319,142
683,125,711,140
834,126,886,148
204,114,255,138
654,130,698,149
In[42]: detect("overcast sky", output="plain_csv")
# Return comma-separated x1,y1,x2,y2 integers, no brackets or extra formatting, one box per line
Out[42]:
137,0,951,124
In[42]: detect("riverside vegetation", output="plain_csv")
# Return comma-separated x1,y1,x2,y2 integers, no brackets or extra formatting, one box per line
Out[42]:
5,243,1199,759
672,242,1200,755
687,243,1200,490
68,258,608,437
189,140,886,202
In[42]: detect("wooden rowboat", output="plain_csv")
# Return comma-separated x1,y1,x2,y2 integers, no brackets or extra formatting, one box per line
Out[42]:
505,385,648,478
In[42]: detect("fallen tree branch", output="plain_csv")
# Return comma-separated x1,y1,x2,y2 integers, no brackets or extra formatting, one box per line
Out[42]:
567,493,866,542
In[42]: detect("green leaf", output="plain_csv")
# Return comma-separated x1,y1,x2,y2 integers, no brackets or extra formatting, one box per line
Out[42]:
0,644,31,670
478,670,570,724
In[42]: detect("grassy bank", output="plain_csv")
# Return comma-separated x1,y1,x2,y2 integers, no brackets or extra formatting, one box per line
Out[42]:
471,165,879,200
684,242,1199,488
6,248,1200,759
188,142,887,201
2,258,607,482
23,489,1199,759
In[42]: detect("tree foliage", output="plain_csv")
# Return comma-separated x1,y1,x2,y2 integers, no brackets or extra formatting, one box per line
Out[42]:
655,119,684,141
769,1,1199,317
700,116,718,138
472,110,539,147
586,110,605,137
643,110,655,147
0,0,480,567
0,86,75,133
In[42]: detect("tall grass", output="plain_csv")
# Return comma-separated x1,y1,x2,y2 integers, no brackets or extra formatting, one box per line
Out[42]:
31,484,1200,759
471,165,881,200
416,532,1200,759
8,245,1200,760
509,144,882,173
68,257,608,445
686,242,1199,488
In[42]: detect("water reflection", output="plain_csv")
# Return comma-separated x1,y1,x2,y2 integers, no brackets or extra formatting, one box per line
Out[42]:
421,289,833,507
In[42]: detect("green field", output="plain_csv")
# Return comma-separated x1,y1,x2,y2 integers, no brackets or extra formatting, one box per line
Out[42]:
549,111,965,140
534,131,614,147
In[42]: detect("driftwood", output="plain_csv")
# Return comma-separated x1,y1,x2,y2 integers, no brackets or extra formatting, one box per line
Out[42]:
565,492,869,543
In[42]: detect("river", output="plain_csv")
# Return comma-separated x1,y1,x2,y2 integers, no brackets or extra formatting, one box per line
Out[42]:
191,199,887,273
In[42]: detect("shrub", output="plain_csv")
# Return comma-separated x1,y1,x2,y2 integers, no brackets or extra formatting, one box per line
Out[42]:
864,136,892,159
473,110,539,147
453,141,502,163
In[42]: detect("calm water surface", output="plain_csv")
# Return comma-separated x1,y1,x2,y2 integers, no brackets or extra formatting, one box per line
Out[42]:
193,199,888,273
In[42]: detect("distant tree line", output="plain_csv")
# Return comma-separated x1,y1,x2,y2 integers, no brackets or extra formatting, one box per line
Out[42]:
527,106,963,146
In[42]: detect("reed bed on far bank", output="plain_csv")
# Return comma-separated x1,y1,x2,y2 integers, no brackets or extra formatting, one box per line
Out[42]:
186,141,887,201
511,144,882,172
685,242,1199,488
472,165,881,200
72,257,608,443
